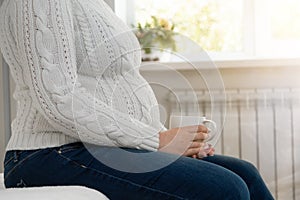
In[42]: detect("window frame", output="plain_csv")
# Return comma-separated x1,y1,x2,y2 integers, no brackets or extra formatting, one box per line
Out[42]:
114,0,300,61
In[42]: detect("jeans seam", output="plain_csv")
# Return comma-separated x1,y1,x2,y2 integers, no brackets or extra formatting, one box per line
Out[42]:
4,156,14,166
54,150,185,200
4,150,44,180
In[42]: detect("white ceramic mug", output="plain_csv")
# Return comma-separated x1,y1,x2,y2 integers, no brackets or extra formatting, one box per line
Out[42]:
169,115,217,157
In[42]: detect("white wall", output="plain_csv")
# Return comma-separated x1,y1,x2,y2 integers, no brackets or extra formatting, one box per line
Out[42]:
0,54,5,173
0,54,12,174
0,0,7,174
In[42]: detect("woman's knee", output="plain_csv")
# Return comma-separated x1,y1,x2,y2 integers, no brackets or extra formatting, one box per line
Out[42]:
237,159,258,172
222,173,250,200
235,159,262,183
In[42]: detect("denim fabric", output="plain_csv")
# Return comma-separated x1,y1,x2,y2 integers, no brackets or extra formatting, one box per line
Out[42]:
4,142,274,200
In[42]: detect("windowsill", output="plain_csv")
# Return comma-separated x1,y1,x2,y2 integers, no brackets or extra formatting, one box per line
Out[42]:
140,57,300,71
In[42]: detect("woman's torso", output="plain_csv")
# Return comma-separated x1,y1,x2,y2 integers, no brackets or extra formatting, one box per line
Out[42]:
0,0,162,150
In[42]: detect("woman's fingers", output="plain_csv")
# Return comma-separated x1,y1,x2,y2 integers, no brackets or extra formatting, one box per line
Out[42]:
182,125,208,133
187,142,208,157
192,132,209,141
189,141,206,148
208,148,215,156
190,146,215,159
184,148,201,157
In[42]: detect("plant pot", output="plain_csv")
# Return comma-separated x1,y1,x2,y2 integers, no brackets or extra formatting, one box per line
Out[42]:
141,49,172,62
141,51,160,62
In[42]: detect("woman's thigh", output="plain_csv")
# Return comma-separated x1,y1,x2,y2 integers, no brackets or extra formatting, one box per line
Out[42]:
4,143,250,200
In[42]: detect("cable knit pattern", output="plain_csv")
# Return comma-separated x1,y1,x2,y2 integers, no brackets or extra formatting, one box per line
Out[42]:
0,0,167,151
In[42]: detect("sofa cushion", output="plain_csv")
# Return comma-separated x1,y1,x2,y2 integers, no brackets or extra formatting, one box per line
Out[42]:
0,174,109,200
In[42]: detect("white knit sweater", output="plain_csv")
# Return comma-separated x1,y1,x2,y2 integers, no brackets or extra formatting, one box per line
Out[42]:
0,0,166,151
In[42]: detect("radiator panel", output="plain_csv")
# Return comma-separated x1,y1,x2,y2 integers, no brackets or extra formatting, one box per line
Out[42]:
167,88,300,200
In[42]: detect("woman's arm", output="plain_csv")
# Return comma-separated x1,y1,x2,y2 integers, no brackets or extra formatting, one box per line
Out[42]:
1,0,160,151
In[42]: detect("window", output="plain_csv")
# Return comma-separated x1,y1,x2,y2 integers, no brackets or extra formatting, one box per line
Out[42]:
115,0,300,60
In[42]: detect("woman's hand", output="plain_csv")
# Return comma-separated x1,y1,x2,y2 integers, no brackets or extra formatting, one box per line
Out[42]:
194,144,215,159
158,125,209,157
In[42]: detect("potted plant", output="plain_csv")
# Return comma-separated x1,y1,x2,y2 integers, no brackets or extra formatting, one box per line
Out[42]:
134,16,177,62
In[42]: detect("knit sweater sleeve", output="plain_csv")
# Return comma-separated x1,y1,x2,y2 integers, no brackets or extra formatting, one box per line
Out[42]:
14,0,160,151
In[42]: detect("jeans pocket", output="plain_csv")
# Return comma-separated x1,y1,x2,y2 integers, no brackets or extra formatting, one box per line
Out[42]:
57,142,83,154
4,152,15,167
4,150,43,180
4,151,20,180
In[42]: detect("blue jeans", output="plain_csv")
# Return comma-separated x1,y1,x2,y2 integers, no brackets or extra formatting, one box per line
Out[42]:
4,142,274,200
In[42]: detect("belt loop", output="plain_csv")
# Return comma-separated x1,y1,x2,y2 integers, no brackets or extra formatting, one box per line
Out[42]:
13,151,19,163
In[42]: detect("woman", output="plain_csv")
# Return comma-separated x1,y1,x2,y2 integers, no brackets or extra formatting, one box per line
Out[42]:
0,0,274,199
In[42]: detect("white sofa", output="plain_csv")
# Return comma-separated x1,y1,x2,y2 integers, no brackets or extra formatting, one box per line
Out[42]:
0,173,109,200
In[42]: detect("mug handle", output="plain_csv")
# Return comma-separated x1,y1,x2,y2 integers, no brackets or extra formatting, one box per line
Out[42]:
202,119,217,134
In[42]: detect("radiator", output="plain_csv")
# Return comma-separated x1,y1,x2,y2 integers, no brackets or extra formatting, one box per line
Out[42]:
167,88,300,200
